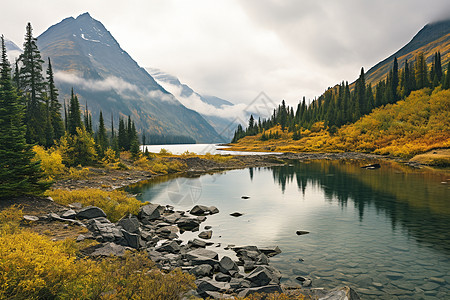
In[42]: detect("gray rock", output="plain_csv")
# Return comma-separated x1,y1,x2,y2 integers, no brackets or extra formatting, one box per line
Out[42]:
190,205,220,216
244,260,256,272
163,212,183,223
230,212,243,217
121,229,140,249
259,246,282,257
318,286,360,300
198,230,212,239
68,202,83,209
138,203,164,222
60,209,77,219
204,225,212,230
156,240,181,253
186,248,219,260
219,256,239,274
245,267,274,287
177,217,201,231
140,230,153,241
196,279,230,297
188,238,207,248
229,278,251,289
189,264,213,277
296,230,310,235
204,291,234,299
77,206,107,219
215,273,231,282
90,242,126,257
117,215,140,233
256,253,270,265
238,285,283,298
23,215,39,222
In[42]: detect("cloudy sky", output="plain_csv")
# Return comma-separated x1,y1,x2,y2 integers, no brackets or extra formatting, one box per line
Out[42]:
2,0,449,106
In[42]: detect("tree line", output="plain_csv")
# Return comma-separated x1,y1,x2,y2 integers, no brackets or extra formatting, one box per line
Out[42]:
233,52,450,142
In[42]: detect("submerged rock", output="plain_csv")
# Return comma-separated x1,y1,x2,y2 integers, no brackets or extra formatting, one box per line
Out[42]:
190,205,220,216
230,212,243,217
296,230,310,235
361,163,381,170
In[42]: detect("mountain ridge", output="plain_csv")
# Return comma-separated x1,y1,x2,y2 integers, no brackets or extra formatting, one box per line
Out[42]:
36,12,224,143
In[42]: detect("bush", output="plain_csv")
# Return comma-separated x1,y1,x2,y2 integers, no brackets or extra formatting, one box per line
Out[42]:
32,145,66,180
58,128,98,167
47,189,144,222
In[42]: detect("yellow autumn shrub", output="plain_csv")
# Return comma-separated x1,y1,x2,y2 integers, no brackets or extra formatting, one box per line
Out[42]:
47,189,144,222
32,145,66,180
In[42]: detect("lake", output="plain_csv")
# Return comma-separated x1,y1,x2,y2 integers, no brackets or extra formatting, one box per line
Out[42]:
126,159,450,299
140,143,281,155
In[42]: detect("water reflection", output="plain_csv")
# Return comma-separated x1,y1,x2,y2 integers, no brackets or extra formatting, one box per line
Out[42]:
269,160,450,254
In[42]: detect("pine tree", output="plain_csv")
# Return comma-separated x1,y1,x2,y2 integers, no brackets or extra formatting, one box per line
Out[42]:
414,52,428,89
67,88,82,135
392,57,399,102
96,110,108,156
0,36,49,197
46,58,64,141
443,62,450,90
19,23,47,144
118,118,127,150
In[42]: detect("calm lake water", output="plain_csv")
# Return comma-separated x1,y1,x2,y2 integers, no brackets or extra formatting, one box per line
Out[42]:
126,160,450,299
140,143,281,155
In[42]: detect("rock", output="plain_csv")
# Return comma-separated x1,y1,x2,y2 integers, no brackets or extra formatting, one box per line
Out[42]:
156,225,179,235
318,286,360,300
219,256,239,274
156,240,181,253
186,248,219,260
23,215,39,222
361,163,381,169
189,264,213,277
68,202,83,209
238,285,283,298
121,229,140,249
241,196,250,199
77,206,107,219
90,242,126,257
230,212,243,217
296,230,310,235
117,215,140,233
204,291,234,299
176,217,201,231
302,279,312,287
138,203,164,222
60,209,77,219
198,230,212,239
245,267,276,287
163,212,182,224
188,238,207,248
259,246,282,257
190,205,220,216
244,260,256,272
204,225,212,230
215,273,231,282
256,253,270,265
229,278,251,289
196,279,230,297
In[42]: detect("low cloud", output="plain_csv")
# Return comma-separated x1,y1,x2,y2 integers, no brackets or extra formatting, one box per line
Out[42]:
54,71,140,93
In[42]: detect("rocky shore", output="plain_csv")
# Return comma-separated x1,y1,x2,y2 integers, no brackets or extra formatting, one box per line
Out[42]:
24,200,360,299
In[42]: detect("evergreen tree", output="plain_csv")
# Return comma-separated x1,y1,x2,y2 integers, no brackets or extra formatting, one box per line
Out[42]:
67,88,82,135
392,57,399,102
19,23,47,144
414,52,428,89
118,118,127,150
443,62,450,90
355,67,366,115
46,58,64,141
96,110,108,156
0,36,49,197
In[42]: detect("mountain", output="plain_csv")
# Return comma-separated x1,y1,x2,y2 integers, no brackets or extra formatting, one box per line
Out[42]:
365,18,450,86
148,68,240,141
4,38,22,63
36,12,224,143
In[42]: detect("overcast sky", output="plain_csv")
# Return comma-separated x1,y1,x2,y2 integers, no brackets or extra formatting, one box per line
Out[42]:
2,0,450,106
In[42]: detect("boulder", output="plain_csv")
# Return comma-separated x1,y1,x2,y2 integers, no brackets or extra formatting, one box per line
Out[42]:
219,256,239,274
245,266,281,287
156,240,181,253
215,273,231,282
77,206,107,219
189,264,213,277
196,279,230,297
318,286,360,300
186,248,219,260
117,215,140,233
259,246,282,257
188,238,207,248
138,203,164,222
296,230,310,235
60,209,77,219
256,253,270,265
238,285,283,298
121,229,140,249
90,242,126,257
176,217,201,231
190,205,220,216
163,212,183,224
229,278,251,290
198,230,212,239
361,163,381,170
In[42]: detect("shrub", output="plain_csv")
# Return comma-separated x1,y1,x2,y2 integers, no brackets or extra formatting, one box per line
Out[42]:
47,189,144,222
102,147,120,168
158,148,172,156
32,145,66,180
0,205,23,235
66,166,91,180
58,128,98,167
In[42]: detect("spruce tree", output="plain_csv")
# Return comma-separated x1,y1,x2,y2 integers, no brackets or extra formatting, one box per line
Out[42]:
443,62,450,90
392,57,399,102
414,52,428,89
96,110,108,156
118,118,127,150
0,36,49,197
67,88,82,135
46,57,64,140
19,23,47,144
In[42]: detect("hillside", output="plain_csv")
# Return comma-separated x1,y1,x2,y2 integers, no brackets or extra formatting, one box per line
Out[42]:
36,13,224,143
364,19,450,86
228,88,450,159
